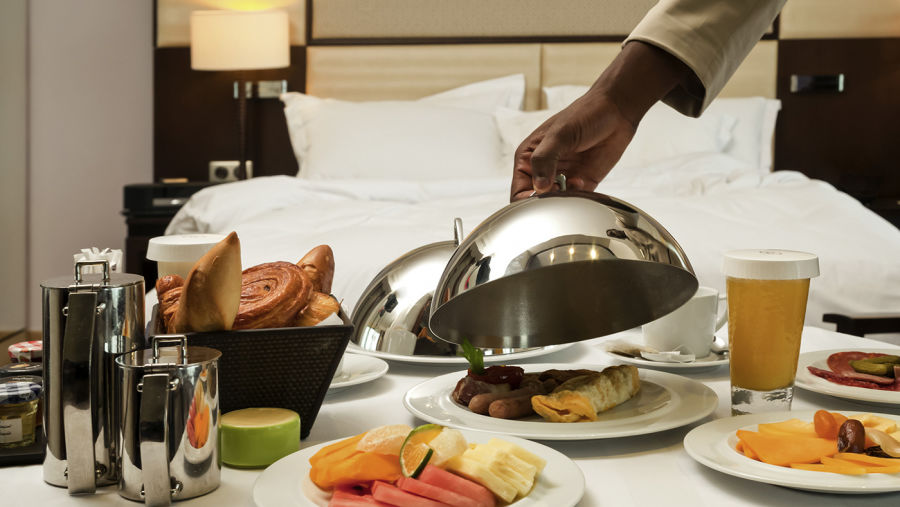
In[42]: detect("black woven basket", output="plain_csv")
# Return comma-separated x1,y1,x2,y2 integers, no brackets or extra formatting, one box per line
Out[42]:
148,306,353,439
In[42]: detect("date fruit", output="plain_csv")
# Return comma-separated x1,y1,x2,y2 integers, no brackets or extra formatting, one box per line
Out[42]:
837,419,866,453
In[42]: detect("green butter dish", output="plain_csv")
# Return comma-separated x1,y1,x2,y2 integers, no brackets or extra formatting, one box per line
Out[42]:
219,407,300,468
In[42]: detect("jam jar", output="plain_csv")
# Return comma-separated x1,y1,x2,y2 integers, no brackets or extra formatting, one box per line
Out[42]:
0,378,42,448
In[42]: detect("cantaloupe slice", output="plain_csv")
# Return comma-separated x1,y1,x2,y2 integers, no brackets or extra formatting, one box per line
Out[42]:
756,419,816,437
736,430,837,467
832,452,900,468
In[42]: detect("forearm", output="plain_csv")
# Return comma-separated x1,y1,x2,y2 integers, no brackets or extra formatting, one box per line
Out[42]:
627,0,786,116
585,40,698,128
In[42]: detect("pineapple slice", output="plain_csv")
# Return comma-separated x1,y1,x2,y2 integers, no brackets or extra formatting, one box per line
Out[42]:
446,455,517,503
487,438,547,473
464,446,536,496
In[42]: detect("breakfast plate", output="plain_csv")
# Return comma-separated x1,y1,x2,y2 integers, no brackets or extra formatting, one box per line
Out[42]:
684,410,900,494
346,342,574,365
251,428,585,507
328,354,389,390
403,363,718,440
794,349,900,406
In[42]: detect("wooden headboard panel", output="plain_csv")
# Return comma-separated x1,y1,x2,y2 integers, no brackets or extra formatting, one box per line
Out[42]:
153,0,900,200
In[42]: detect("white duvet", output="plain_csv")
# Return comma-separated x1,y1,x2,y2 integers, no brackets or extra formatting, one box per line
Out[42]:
167,152,900,331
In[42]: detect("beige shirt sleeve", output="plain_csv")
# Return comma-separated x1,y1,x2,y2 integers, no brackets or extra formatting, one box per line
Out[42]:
626,0,786,116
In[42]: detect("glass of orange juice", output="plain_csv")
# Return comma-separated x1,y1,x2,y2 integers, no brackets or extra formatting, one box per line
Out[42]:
724,250,819,415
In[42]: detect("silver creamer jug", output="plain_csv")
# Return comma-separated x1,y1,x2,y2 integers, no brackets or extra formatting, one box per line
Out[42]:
117,336,221,506
41,260,145,494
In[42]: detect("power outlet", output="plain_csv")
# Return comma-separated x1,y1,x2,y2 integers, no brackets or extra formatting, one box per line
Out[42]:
209,160,253,182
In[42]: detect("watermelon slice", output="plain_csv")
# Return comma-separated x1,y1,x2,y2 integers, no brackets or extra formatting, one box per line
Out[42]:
397,476,486,507
371,481,450,507
329,488,389,506
418,465,496,507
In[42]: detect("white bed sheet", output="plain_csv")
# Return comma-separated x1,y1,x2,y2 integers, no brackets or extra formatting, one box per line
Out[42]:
167,153,900,332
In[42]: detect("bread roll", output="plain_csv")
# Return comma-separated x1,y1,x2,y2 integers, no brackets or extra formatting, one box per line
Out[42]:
295,292,340,327
297,245,334,294
171,231,242,332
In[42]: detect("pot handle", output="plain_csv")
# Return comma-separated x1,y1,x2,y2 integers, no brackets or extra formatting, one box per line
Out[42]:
453,218,464,247
61,291,99,494
138,372,180,507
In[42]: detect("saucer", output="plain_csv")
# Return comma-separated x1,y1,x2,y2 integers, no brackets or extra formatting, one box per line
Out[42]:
328,354,389,390
606,349,729,371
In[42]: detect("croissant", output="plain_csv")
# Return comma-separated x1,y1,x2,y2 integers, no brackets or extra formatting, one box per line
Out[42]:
232,261,312,330
295,292,341,327
298,245,334,294
156,275,184,333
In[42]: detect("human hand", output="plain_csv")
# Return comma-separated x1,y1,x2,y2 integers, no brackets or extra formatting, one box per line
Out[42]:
509,41,696,202
509,92,636,201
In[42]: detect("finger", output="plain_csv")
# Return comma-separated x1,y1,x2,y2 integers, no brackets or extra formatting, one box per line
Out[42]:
529,133,568,194
510,167,534,201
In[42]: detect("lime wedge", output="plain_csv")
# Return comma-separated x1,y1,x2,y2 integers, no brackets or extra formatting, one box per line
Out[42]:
399,424,444,477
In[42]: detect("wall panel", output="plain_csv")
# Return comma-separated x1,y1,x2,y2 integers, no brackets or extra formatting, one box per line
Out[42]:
307,45,542,110
781,0,900,39
311,0,656,40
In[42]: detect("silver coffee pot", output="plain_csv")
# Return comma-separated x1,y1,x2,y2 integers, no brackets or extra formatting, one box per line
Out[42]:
41,260,145,494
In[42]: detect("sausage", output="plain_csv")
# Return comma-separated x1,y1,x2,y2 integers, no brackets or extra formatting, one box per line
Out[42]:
469,387,539,415
488,394,537,419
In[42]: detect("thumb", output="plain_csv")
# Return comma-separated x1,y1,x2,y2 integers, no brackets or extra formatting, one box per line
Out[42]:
529,132,566,193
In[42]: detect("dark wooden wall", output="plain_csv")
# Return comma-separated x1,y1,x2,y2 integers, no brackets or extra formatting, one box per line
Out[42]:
154,48,306,180
775,38,900,201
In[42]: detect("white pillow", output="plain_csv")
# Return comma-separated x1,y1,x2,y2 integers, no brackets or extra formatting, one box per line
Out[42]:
281,74,525,180
704,97,781,173
493,108,557,172
494,100,736,179
544,85,779,173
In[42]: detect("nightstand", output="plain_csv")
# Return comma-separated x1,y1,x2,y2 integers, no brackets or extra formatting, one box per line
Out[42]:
122,182,218,281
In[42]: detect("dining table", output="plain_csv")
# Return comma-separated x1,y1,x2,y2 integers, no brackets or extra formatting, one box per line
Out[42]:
5,325,900,507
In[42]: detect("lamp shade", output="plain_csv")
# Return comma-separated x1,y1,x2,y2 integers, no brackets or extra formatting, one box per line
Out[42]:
190,9,289,71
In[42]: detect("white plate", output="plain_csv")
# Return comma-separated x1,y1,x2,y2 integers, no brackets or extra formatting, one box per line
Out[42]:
684,410,900,494
606,349,729,371
794,349,900,406
328,354,389,390
252,429,585,507
346,342,574,364
403,363,718,440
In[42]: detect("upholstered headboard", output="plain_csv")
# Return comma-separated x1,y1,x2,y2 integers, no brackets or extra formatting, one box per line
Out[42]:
153,0,900,200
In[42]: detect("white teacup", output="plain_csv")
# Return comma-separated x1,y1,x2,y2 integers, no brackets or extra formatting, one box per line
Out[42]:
642,286,727,357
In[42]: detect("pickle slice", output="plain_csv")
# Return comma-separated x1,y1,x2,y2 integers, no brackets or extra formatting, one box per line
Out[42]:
865,355,900,365
850,360,894,377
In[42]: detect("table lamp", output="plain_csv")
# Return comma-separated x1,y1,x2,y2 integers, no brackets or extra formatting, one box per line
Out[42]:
190,9,289,179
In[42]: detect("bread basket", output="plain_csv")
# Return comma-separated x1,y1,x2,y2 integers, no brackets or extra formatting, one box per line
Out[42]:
148,305,352,439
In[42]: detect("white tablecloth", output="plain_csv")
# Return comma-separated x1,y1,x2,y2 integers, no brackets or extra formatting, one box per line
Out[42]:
6,326,900,506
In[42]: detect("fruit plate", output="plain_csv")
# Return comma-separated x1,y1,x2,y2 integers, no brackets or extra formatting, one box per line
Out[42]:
794,349,900,406
251,429,585,507
402,363,718,440
684,410,900,494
